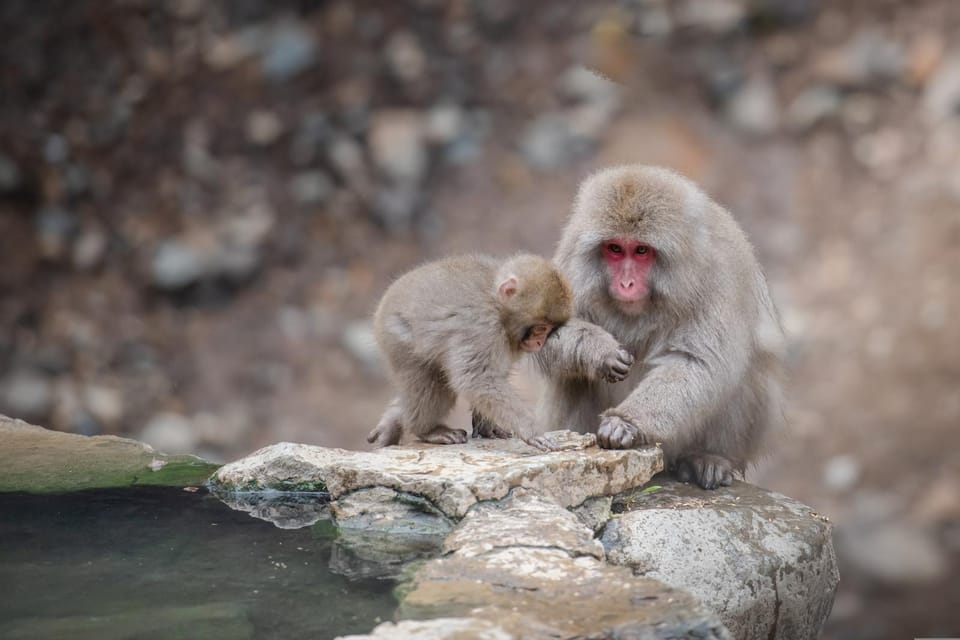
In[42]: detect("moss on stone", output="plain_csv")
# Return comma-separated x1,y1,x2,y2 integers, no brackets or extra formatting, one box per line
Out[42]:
0,416,220,493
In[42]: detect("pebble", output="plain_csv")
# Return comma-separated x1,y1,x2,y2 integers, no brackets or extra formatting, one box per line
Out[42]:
35,207,77,261
0,371,53,420
425,104,466,145
385,30,427,83
368,110,427,183
520,113,586,170
823,454,860,491
785,86,842,132
924,53,960,121
260,22,318,81
814,30,903,88
246,110,284,146
725,75,780,136
0,154,21,192
140,413,198,455
289,170,334,205
72,227,109,270
150,240,206,290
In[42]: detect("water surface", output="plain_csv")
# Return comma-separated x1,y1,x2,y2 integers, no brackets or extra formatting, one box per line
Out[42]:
0,487,397,639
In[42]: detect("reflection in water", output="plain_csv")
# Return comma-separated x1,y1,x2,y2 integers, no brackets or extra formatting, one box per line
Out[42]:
0,488,396,640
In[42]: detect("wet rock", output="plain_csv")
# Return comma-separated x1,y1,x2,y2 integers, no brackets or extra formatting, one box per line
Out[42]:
569,495,612,533
210,434,662,519
329,487,451,580
837,520,947,585
603,479,838,640
725,75,780,136
385,31,427,83
814,30,904,88
288,169,333,205
0,153,22,192
140,412,197,455
924,52,960,121
35,207,77,261
368,110,427,184
399,547,730,639
785,86,842,132
260,21,318,81
443,489,603,560
245,109,284,146
150,239,206,290
0,371,53,421
0,415,219,492
215,491,330,529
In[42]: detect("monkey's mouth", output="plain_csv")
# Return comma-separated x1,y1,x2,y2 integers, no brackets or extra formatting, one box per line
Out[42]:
613,298,648,315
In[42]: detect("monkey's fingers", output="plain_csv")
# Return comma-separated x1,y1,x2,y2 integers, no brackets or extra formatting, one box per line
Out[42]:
601,349,634,383
597,415,646,449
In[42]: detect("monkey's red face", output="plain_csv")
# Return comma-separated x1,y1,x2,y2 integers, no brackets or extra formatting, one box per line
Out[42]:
521,323,555,352
602,239,655,311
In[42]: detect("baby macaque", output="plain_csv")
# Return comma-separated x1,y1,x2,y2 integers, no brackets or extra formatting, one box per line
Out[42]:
367,254,573,449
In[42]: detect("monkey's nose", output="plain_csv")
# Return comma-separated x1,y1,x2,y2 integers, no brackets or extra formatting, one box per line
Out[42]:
621,279,635,290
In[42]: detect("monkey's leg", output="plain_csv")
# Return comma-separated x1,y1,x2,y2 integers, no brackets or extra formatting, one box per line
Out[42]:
536,318,633,382
368,397,404,447
399,368,466,445
471,409,512,439
674,453,736,490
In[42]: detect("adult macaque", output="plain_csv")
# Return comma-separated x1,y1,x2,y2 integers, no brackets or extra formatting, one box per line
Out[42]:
536,165,785,489
368,254,573,449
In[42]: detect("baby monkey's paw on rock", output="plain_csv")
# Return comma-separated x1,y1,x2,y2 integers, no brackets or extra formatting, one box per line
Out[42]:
596,415,653,449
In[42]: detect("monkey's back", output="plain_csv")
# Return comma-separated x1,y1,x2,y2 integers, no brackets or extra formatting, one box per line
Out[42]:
374,255,503,371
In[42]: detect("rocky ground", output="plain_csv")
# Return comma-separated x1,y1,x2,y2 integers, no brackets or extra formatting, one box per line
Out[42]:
1,1,959,638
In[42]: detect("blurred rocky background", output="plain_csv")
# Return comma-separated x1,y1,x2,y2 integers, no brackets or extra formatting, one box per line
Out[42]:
1,1,958,637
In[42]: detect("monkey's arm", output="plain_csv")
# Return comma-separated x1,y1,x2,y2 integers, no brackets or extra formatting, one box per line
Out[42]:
599,334,749,451
535,318,633,382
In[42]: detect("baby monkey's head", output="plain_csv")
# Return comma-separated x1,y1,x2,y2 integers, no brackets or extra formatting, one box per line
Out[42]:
495,254,573,352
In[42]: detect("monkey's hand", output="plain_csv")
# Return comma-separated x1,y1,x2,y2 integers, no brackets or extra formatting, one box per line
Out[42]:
366,421,403,448
598,348,634,383
596,414,654,449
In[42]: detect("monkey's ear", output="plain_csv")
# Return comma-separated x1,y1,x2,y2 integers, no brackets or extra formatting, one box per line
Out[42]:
497,275,519,301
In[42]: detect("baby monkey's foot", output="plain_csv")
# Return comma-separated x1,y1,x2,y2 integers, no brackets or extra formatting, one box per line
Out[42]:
419,424,468,445
471,410,512,439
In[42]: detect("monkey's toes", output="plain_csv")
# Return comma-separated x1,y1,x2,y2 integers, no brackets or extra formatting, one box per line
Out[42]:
596,415,647,449
524,434,560,452
421,426,468,445
471,412,512,439
676,454,734,490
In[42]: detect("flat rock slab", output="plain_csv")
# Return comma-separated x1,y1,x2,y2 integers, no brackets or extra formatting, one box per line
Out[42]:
603,478,839,640
0,416,219,493
395,547,731,639
211,431,662,519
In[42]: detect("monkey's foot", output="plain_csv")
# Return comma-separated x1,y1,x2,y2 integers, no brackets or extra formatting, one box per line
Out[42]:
599,348,634,383
419,425,469,445
367,421,403,448
675,453,735,490
596,415,652,449
471,411,512,439
522,433,561,452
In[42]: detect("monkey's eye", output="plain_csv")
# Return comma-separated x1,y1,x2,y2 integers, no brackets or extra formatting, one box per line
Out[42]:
606,243,623,254
636,245,648,255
